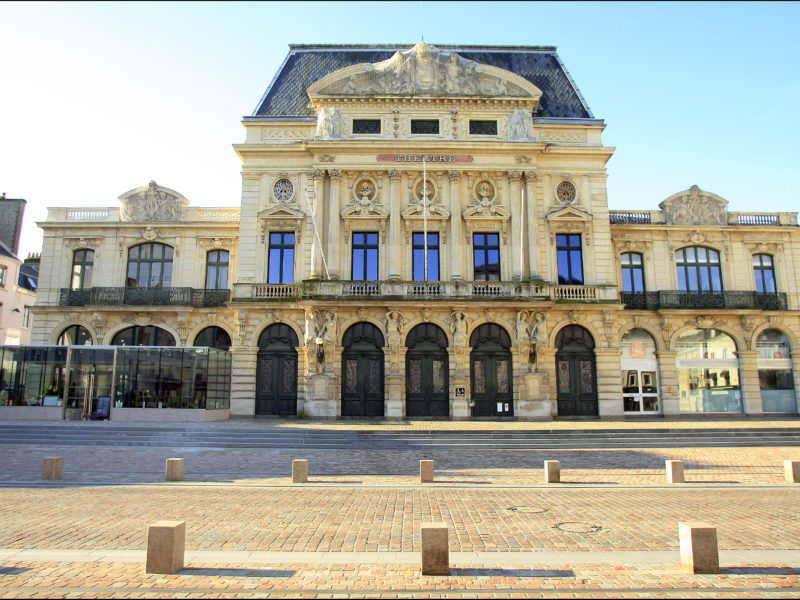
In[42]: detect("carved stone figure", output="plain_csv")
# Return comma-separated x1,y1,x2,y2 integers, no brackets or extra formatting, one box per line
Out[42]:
450,311,468,348
316,107,344,140
320,311,337,345
531,312,547,342
119,180,186,222
515,311,530,343
304,309,320,346
508,109,535,142
384,310,405,347
659,185,728,226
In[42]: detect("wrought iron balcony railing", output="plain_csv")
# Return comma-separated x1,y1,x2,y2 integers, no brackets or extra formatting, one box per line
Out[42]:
621,291,788,310
59,287,230,308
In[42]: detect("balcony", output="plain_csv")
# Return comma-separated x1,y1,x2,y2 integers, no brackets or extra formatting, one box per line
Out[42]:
234,280,618,302
59,287,230,308
621,291,788,310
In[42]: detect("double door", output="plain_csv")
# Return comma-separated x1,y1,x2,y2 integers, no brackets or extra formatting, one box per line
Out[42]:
470,352,513,417
341,349,384,417
406,350,449,417
556,352,598,416
256,351,297,415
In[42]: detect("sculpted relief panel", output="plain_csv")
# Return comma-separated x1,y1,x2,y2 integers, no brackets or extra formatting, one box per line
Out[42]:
659,185,728,226
119,180,187,222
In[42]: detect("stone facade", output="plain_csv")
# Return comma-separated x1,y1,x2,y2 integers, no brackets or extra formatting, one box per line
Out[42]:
32,44,800,420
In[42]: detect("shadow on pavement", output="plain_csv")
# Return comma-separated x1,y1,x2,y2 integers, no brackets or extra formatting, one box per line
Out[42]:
721,566,800,575
449,567,575,577
0,567,31,575
180,567,296,577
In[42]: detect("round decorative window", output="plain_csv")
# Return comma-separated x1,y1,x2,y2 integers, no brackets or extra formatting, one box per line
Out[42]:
556,181,576,203
273,179,294,202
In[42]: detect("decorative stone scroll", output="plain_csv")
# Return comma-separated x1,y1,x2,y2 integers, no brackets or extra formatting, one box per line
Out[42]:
119,181,188,222
463,185,510,244
659,185,728,226
307,42,542,101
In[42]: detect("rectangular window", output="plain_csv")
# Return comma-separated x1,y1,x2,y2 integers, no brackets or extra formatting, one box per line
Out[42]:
469,120,498,135
621,252,645,293
352,119,381,134
556,234,584,285
473,233,500,281
410,119,439,134
412,232,440,281
352,232,379,280
268,233,295,284
0,266,6,287
23,306,32,328
205,250,229,290
754,254,776,293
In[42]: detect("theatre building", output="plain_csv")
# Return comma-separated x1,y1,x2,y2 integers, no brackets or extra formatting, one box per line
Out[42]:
17,43,800,421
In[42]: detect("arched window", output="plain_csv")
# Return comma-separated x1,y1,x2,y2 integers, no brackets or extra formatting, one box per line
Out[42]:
110,326,175,346
676,328,741,413
126,243,174,288
676,247,722,292
56,325,92,345
621,329,659,413
194,326,231,351
205,250,229,290
71,250,94,290
756,329,796,413
753,254,776,293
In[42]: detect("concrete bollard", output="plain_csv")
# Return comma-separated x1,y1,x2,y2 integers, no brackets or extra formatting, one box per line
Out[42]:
666,460,685,483
166,458,184,482
420,522,449,575
292,459,308,483
678,522,719,574
544,460,560,483
420,459,434,483
146,520,185,574
784,460,800,484
41,457,62,480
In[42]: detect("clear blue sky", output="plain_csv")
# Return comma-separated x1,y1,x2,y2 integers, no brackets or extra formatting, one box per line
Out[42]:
1,1,798,258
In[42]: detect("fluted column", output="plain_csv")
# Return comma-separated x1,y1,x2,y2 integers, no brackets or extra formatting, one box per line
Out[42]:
387,169,402,281
309,169,325,280
448,170,463,281
508,171,522,282
327,169,342,280
524,171,538,279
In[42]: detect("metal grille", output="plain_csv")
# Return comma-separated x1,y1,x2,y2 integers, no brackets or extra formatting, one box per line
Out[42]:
369,360,381,394
433,360,445,393
282,358,295,393
469,120,497,135
497,361,509,394
474,360,486,394
409,359,422,393
352,119,381,134
411,119,440,134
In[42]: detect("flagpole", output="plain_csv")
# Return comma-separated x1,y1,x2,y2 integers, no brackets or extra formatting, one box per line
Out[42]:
423,157,428,282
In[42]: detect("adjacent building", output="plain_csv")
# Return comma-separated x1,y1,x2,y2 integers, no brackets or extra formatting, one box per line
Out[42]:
26,43,800,420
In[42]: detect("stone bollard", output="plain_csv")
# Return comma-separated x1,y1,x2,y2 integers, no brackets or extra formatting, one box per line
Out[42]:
420,522,449,575
784,460,800,484
146,520,185,574
41,457,62,480
544,460,560,483
666,460,685,483
166,458,184,482
678,522,719,574
420,459,434,483
292,459,308,483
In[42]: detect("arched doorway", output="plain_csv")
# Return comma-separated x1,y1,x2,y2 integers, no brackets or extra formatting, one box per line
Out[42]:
405,323,449,417
756,329,797,413
676,328,741,413
556,325,598,416
341,322,384,417
621,328,660,414
469,323,513,417
256,324,298,416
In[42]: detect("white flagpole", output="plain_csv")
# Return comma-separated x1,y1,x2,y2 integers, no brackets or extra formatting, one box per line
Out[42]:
423,157,428,282
520,177,524,279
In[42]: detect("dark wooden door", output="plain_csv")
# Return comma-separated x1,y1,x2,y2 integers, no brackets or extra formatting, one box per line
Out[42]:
256,351,297,415
341,344,384,417
470,351,513,417
406,345,449,417
556,352,597,416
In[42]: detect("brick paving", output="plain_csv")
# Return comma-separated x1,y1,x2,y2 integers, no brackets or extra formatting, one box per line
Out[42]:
0,420,799,597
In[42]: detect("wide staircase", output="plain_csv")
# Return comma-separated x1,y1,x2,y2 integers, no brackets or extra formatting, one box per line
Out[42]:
1,422,800,450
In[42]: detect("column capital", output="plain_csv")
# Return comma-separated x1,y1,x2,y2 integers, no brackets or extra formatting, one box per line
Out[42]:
508,170,522,182
523,170,538,182
388,169,402,181
312,169,326,182
448,169,462,183
328,168,342,181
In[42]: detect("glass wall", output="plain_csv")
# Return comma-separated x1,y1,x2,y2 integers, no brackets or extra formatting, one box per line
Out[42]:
0,346,230,414
756,329,797,413
676,329,742,413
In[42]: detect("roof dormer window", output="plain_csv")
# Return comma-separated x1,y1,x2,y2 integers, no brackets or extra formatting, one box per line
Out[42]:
411,119,439,135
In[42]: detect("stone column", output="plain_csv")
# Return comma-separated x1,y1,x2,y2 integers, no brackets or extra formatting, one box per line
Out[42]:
737,350,762,415
448,170,463,281
387,170,402,280
229,345,258,416
508,171,522,282
524,171,538,279
595,348,624,417
657,351,679,416
309,169,325,280
326,169,342,280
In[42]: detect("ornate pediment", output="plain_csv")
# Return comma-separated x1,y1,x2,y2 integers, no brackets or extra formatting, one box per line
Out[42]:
258,204,305,244
546,205,592,222
659,185,728,226
307,43,542,102
119,180,188,222
463,199,510,245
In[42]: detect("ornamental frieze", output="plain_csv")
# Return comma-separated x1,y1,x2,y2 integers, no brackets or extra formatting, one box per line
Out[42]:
119,180,187,222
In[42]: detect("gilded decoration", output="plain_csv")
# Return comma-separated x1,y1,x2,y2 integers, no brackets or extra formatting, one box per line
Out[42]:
307,43,542,101
659,185,728,226
119,180,187,222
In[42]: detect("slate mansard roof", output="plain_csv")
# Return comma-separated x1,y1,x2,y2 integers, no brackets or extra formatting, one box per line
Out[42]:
252,44,594,120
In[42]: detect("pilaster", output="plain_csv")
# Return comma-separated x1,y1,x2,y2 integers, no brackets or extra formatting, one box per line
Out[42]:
327,169,342,280
309,169,325,279
229,345,258,416
737,350,762,415
387,170,402,280
656,351,679,415
448,170,463,281
524,171,538,279
508,171,522,282
594,348,623,417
